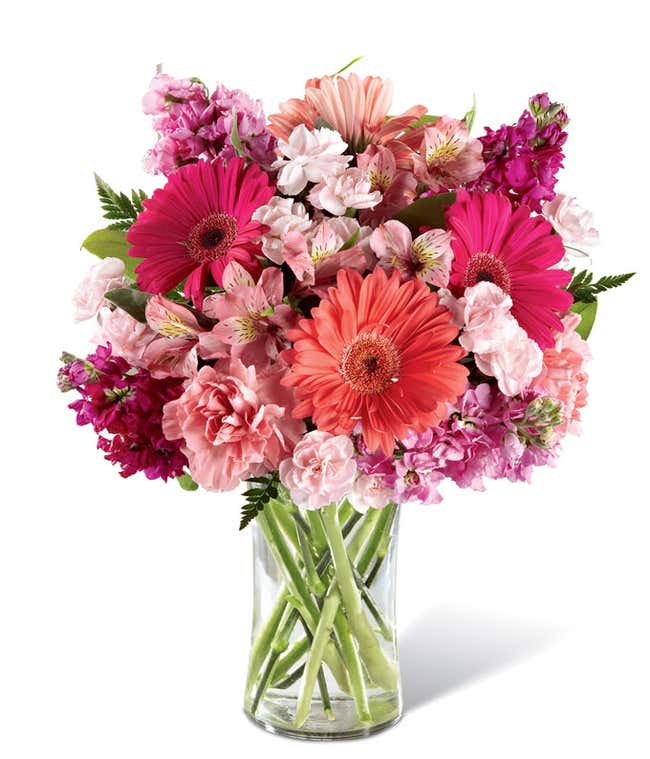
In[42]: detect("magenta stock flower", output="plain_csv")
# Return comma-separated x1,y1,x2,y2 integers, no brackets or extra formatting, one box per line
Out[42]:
127,158,274,307
62,345,188,481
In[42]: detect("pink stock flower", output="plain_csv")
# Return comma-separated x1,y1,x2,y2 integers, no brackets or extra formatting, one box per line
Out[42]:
369,220,453,287
357,144,417,225
72,258,126,321
308,167,381,216
273,125,350,195
279,430,357,510
252,197,313,264
457,282,543,396
200,261,297,367
163,359,304,491
281,218,372,295
534,312,591,435
541,194,599,259
413,117,484,191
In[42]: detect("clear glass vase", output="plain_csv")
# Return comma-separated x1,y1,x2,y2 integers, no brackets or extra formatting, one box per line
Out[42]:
243,497,401,740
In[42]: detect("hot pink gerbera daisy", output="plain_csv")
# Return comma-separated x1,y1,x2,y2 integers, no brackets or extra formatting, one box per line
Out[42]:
447,191,573,349
127,158,274,307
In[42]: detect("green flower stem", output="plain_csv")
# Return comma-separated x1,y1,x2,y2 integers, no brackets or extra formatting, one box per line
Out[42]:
332,604,372,723
245,588,288,698
307,510,328,554
353,568,393,642
356,505,395,578
251,607,299,715
269,508,388,686
294,514,326,596
258,506,351,693
363,505,396,587
269,498,300,553
346,508,380,562
337,498,354,526
270,637,309,686
320,503,399,692
273,662,305,690
294,590,340,727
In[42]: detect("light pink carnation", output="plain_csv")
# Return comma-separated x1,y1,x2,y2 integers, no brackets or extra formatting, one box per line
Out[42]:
348,474,393,513
252,197,313,264
458,282,544,396
95,308,156,367
163,360,305,491
308,167,381,216
369,220,453,286
72,258,126,321
279,431,357,510
534,312,591,435
541,194,599,255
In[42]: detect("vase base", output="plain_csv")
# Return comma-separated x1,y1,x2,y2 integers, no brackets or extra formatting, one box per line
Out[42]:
244,693,402,741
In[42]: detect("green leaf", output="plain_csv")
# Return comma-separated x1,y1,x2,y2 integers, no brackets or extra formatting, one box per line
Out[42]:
462,94,477,133
393,191,457,231
81,228,142,280
177,473,199,491
230,109,246,158
239,472,280,531
408,114,439,130
94,173,147,229
340,228,360,251
104,287,152,323
568,270,635,303
571,300,598,339
331,55,364,77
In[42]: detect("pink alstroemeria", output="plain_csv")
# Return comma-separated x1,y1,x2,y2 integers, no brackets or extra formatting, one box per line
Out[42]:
142,295,208,379
281,218,372,297
369,219,453,287
413,116,484,191
200,261,297,367
357,144,417,225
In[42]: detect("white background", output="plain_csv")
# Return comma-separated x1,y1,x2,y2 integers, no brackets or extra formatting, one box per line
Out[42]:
2,1,649,757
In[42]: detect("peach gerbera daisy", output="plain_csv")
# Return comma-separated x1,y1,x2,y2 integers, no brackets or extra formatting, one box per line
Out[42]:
268,74,426,153
282,268,468,454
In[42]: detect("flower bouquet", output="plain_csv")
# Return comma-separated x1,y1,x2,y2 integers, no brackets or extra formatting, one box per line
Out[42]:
59,63,633,740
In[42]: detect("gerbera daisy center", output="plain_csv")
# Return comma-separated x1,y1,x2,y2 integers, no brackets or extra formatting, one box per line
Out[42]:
464,252,512,293
340,333,401,395
186,213,239,263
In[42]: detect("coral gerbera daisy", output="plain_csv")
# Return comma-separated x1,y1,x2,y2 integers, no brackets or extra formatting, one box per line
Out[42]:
127,158,274,307
282,268,468,455
446,190,573,349
268,74,426,153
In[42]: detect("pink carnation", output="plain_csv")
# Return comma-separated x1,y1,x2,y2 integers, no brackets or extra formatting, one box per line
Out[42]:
162,360,304,491
72,258,126,322
95,308,156,367
534,312,591,435
348,474,393,513
458,283,543,396
279,431,357,510
308,167,381,216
